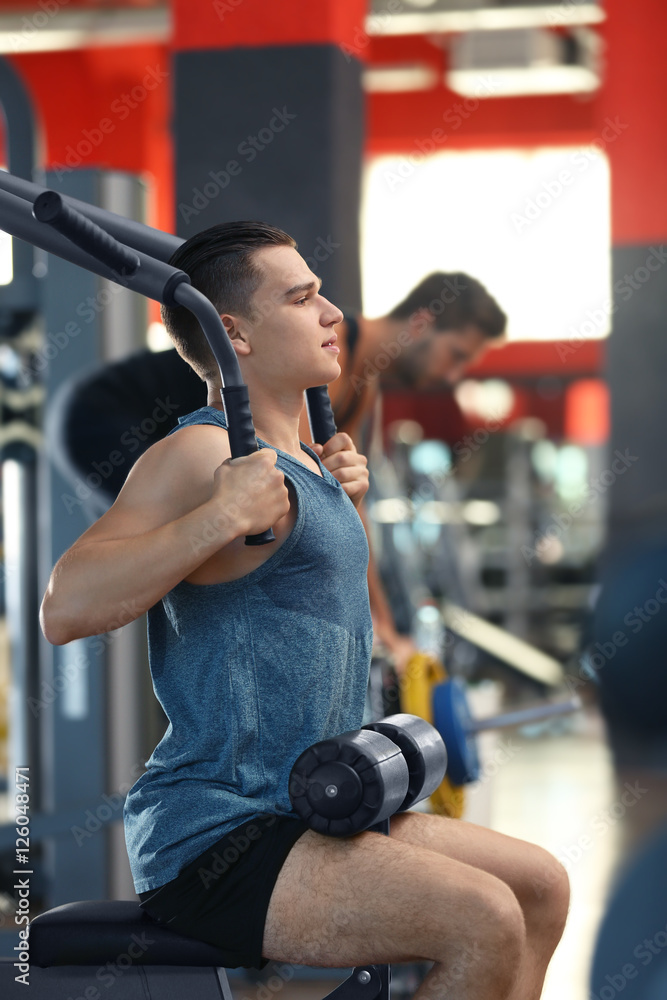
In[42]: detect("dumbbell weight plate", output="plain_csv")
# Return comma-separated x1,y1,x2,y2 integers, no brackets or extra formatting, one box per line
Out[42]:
364,714,448,812
432,679,481,786
289,728,410,836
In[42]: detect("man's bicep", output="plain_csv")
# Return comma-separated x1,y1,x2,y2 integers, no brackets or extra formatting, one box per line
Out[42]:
71,426,228,547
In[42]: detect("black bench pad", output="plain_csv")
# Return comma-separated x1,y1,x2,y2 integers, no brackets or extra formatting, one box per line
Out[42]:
29,900,230,968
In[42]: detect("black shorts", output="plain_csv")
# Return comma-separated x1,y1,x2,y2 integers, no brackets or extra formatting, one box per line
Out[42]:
138,814,309,969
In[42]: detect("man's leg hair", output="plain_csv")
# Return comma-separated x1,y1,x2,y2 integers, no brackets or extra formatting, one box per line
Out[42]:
388,812,570,1000
262,824,528,1000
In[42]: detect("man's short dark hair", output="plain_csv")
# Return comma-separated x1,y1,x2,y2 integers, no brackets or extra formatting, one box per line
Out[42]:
388,273,506,340
161,221,297,381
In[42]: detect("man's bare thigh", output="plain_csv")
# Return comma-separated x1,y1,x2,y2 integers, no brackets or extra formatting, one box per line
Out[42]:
262,821,522,968
389,811,564,904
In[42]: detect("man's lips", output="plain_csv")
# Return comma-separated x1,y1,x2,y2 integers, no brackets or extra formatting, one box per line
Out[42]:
322,334,339,353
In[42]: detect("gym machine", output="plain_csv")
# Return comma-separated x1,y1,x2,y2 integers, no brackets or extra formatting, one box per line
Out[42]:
0,175,582,996
0,713,447,1000
0,176,425,998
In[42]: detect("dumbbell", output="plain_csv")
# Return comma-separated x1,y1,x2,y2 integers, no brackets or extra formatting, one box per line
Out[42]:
433,678,582,785
288,714,448,836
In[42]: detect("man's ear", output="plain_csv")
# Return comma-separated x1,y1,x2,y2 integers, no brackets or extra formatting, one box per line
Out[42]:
220,313,251,356
409,308,435,340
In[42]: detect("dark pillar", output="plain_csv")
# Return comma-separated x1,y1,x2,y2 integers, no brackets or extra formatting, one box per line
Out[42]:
170,0,367,315
593,0,667,763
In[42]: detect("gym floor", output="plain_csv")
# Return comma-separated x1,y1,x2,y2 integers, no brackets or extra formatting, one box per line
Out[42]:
228,704,658,1000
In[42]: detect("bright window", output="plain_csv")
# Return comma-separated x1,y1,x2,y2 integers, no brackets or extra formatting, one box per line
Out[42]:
361,147,611,341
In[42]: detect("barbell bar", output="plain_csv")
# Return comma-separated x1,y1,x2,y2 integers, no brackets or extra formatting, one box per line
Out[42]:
433,678,582,786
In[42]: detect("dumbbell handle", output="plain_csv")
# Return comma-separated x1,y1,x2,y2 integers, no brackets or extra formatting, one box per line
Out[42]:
470,696,581,734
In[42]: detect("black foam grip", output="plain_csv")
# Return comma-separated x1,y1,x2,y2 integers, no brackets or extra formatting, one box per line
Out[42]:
33,191,140,277
221,384,275,546
305,385,337,445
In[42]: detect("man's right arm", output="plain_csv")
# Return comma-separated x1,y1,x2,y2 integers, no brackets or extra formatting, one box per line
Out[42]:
40,425,290,645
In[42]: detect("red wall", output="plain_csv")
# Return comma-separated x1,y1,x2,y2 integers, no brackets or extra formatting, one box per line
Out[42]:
7,45,173,236
2,0,665,393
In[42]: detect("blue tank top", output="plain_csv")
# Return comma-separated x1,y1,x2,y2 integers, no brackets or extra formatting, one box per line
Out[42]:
123,406,373,893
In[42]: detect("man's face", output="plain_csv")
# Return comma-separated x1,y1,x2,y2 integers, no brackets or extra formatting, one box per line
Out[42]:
222,245,344,391
390,316,492,390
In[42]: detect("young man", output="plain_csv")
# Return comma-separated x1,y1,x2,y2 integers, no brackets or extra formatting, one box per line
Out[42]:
41,222,568,997
321,272,506,445
315,274,506,674
52,271,505,673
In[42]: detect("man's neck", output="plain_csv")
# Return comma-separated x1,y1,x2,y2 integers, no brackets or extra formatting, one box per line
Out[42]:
206,382,305,456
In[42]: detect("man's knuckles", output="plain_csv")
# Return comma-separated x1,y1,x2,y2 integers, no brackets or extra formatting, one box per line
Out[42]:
322,432,355,457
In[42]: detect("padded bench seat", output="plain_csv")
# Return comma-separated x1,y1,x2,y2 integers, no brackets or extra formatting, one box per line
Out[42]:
29,900,230,969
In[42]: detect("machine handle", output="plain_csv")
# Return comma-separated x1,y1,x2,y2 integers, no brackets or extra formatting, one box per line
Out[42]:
0,169,182,262
221,384,275,546
305,384,337,445
33,191,140,278
30,190,273,546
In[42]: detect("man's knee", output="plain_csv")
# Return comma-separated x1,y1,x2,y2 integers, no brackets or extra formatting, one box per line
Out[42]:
467,883,525,996
543,858,570,939
490,885,526,956
522,849,570,942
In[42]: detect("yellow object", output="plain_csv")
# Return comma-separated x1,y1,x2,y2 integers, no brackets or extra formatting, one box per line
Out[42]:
401,651,466,819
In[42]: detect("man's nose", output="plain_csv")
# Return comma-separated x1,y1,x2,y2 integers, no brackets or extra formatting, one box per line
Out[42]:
323,297,344,325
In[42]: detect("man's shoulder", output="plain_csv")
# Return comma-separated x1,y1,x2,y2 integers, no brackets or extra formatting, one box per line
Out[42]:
159,404,227,441
119,415,231,514
68,415,233,549
146,415,231,471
